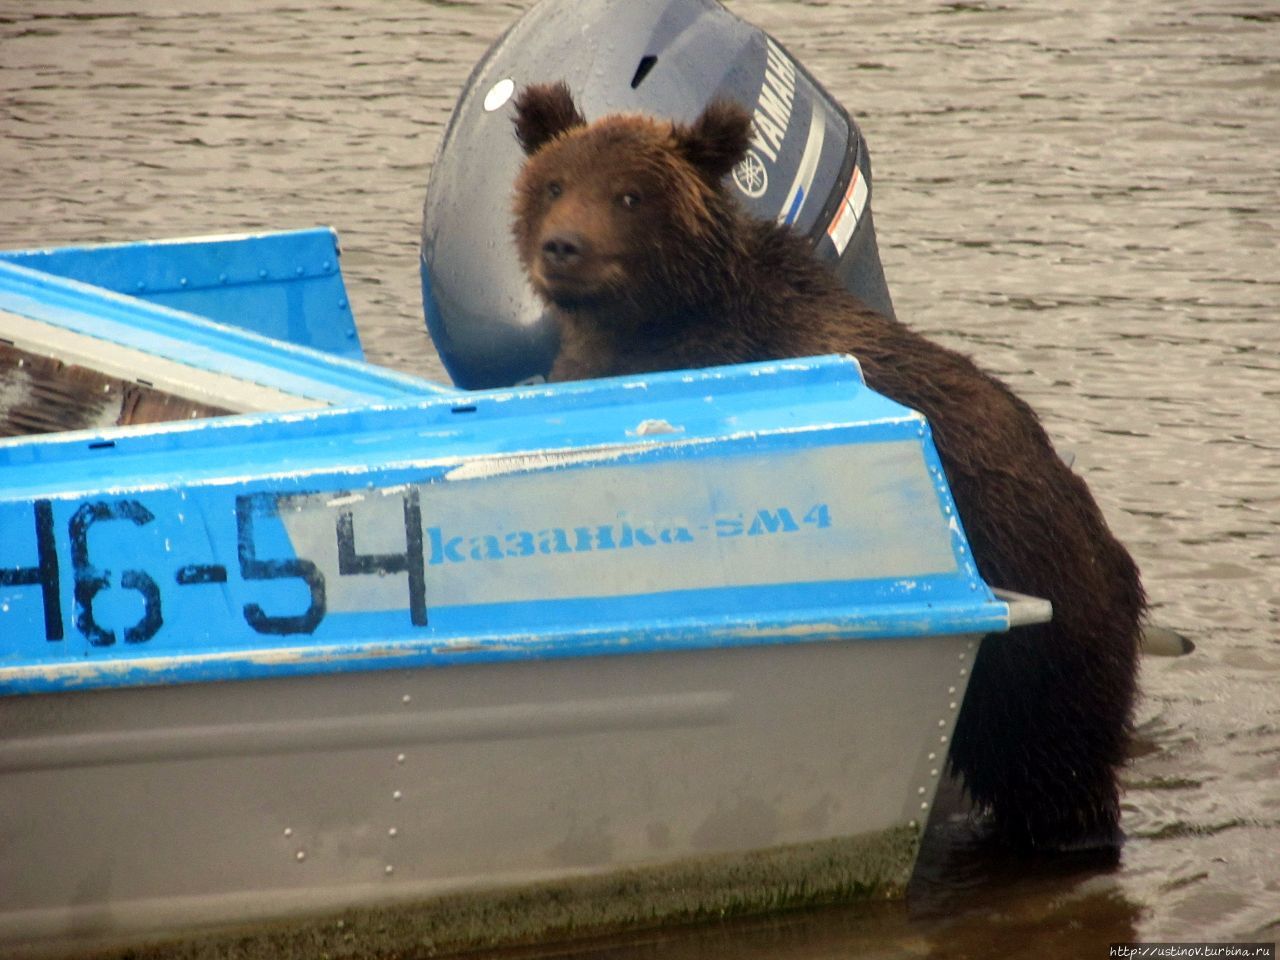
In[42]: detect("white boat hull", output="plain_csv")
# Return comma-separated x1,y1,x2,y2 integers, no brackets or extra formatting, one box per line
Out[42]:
2,630,975,957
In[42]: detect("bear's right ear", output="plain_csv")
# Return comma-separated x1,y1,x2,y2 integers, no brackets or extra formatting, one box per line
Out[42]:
512,82,587,155
674,99,754,184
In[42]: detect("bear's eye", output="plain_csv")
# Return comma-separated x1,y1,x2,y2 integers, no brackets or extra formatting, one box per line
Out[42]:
546,181,563,200
618,191,642,209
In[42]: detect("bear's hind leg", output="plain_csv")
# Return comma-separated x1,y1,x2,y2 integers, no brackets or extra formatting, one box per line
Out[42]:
949,618,1137,853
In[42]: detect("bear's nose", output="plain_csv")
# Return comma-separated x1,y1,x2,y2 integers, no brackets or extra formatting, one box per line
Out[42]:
541,232,586,269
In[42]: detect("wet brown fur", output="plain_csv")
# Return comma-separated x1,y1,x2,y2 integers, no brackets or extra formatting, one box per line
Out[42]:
511,82,1145,852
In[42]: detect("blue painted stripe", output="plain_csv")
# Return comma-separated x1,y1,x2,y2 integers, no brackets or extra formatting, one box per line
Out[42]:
784,187,806,225
0,576,1008,696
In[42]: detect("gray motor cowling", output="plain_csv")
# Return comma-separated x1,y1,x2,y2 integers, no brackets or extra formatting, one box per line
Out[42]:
421,0,894,389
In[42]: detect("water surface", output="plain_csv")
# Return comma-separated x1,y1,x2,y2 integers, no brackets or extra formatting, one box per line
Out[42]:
1,0,1277,953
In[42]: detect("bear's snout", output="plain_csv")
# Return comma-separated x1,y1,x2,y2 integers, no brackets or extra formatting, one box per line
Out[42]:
541,231,588,270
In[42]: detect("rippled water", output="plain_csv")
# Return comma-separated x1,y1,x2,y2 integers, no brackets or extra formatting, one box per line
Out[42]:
2,0,1277,953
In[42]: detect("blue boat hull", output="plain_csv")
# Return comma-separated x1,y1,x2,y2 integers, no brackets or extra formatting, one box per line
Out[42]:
0,230,1048,956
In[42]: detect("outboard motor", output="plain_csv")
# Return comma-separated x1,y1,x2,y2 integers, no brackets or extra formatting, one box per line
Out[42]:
421,0,895,389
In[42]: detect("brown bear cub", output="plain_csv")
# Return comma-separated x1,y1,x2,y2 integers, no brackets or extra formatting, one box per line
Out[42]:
511,82,1145,853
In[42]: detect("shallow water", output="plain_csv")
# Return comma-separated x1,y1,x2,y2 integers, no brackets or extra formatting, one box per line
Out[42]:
2,0,1277,953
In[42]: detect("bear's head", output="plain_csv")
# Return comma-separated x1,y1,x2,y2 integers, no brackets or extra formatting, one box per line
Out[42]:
511,82,753,322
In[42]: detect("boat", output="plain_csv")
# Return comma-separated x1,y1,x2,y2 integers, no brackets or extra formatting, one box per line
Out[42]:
0,227,1049,958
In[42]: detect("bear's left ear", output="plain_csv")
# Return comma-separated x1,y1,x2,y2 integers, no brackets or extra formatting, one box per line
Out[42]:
674,99,754,184
512,82,587,155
